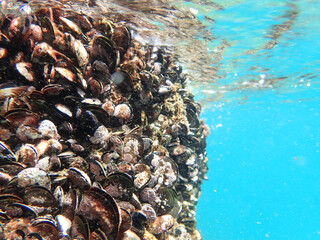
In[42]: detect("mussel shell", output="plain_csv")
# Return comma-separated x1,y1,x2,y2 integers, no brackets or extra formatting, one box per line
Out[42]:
41,84,65,96
61,189,78,221
56,214,72,237
108,135,123,154
16,167,51,189
131,211,147,234
53,185,64,208
0,141,17,162
39,16,56,43
160,156,178,188
88,159,107,182
149,214,175,235
119,208,132,233
111,70,133,93
74,109,101,138
4,109,39,126
101,151,121,164
1,177,21,196
71,215,89,240
90,60,111,82
27,232,44,240
0,172,12,187
154,187,179,216
31,216,60,240
81,104,110,127
90,36,117,73
102,172,134,201
5,202,37,219
111,103,132,127
68,167,92,189
24,185,58,210
133,163,151,189
122,134,144,164
117,161,134,177
59,16,83,36
0,194,23,210
111,26,131,57
15,62,35,82
87,77,103,96
122,230,140,240
89,228,109,240
0,210,10,222
179,134,201,147
141,204,157,225
0,163,25,176
77,187,120,238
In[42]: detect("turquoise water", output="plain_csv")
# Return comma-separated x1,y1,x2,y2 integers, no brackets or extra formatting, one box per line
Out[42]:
194,1,320,239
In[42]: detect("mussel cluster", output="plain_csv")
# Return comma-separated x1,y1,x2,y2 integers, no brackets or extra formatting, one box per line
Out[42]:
0,4,209,240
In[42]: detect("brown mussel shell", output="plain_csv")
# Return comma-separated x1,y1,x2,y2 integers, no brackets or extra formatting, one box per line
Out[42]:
111,26,131,58
90,36,117,73
77,187,121,239
102,172,134,201
23,186,58,211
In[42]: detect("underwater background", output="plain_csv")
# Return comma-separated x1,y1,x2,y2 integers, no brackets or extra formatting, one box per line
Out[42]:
193,0,320,239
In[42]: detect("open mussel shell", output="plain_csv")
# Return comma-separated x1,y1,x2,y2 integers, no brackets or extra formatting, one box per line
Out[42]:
102,172,134,201
77,187,121,239
90,36,117,73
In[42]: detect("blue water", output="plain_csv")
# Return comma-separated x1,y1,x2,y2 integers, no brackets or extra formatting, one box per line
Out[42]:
193,1,320,239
